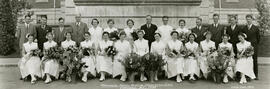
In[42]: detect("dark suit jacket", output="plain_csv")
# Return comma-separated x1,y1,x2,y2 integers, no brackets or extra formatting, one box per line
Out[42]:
191,25,208,43
34,25,52,50
242,24,260,45
53,26,71,45
140,24,158,43
225,25,242,44
70,22,88,44
208,24,225,45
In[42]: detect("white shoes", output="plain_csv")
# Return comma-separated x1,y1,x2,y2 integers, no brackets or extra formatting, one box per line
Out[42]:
177,75,182,83
120,76,126,82
82,76,87,82
45,78,52,84
223,76,228,83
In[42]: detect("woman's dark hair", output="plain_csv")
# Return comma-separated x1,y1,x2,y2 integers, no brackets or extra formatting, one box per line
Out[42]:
119,31,127,36
65,32,72,36
107,19,115,24
137,30,144,34
91,18,99,25
170,31,179,36
58,17,64,21
238,33,247,38
154,33,161,37
84,32,91,36
126,19,134,25
102,31,110,36
27,34,34,38
179,19,186,24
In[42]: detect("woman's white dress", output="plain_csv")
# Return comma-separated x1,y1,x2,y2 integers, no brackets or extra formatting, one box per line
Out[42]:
124,27,136,41
199,40,216,78
88,26,103,47
134,39,149,56
184,42,200,77
80,40,96,76
219,42,235,78
96,40,113,74
235,41,256,79
156,25,173,44
104,27,117,33
18,42,42,78
175,27,190,35
166,40,185,78
113,40,131,77
61,40,76,49
42,41,59,78
151,40,167,71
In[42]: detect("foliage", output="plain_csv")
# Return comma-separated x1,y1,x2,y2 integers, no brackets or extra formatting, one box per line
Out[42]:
256,0,270,35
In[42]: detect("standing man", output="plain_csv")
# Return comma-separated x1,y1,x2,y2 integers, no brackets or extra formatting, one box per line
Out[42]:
156,16,173,44
241,15,260,80
34,16,52,50
191,17,208,43
16,15,36,54
70,14,88,46
225,16,242,55
53,17,71,45
140,15,158,50
208,14,225,48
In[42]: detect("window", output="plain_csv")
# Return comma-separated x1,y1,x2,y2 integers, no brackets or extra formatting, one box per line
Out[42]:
36,0,48,3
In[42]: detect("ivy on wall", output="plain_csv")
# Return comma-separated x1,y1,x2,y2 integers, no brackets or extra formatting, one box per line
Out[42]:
0,0,28,55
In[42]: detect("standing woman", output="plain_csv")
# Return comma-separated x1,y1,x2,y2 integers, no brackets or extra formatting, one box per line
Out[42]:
104,19,118,41
61,32,76,49
124,19,138,42
113,32,131,81
88,18,103,47
80,32,96,82
42,32,59,84
198,31,216,79
133,30,149,81
18,34,41,84
218,34,235,83
175,19,191,43
96,32,113,81
150,33,166,81
184,33,200,82
166,31,185,83
236,33,256,84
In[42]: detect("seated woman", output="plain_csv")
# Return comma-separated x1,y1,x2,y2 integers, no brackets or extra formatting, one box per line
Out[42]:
96,32,113,81
113,32,131,81
150,32,166,82
61,32,76,49
133,30,149,82
198,31,216,79
80,32,97,82
184,33,200,82
218,34,235,83
18,34,41,84
42,32,59,84
236,33,256,84
166,31,185,83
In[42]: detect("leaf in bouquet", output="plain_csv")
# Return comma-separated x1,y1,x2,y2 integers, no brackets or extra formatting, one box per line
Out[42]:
172,50,178,55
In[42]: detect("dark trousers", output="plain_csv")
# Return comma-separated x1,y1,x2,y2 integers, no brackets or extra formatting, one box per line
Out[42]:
251,43,258,78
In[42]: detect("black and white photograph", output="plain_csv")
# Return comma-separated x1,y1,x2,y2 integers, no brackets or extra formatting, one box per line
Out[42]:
0,0,269,89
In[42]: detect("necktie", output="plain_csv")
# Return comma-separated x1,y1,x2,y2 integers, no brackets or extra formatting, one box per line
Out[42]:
26,24,29,30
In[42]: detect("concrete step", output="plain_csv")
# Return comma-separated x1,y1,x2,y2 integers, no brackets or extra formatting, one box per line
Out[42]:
0,57,269,67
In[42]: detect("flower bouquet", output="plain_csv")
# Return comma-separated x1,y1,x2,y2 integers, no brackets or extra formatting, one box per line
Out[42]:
61,46,86,83
131,31,138,41
167,49,179,58
105,46,118,57
109,31,119,41
182,49,196,58
43,46,64,61
29,49,42,57
141,53,166,82
208,47,231,83
82,47,95,56
120,53,142,82
242,46,254,58
179,32,189,43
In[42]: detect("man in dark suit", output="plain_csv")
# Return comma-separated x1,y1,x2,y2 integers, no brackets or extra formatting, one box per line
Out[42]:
70,14,88,46
34,16,52,50
140,15,157,50
53,17,71,45
241,15,260,80
191,17,208,43
208,14,225,48
225,16,242,56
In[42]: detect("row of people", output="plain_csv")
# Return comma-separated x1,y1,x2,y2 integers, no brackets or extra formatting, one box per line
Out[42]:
19,29,255,84
17,14,260,81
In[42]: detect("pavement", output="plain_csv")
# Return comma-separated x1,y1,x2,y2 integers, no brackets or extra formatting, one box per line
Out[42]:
0,57,269,67
0,66,269,89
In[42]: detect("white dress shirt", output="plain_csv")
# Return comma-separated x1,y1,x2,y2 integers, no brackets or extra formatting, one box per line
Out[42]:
156,25,173,43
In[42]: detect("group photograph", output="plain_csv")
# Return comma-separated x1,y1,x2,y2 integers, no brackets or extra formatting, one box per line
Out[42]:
0,0,270,89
